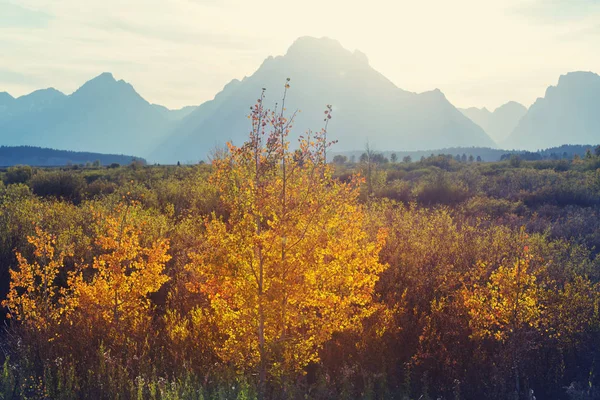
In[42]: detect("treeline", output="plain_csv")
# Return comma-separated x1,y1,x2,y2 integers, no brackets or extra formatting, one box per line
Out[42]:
0,141,599,399
332,144,599,164
0,146,145,167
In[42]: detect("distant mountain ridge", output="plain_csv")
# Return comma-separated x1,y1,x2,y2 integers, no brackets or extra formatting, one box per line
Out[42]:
153,36,494,163
0,145,145,167
0,88,66,122
460,101,527,144
0,74,196,157
503,71,600,150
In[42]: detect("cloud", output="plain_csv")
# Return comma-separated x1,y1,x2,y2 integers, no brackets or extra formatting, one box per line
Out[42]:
557,23,600,41
185,0,230,7
1,0,600,109
0,68,36,85
95,18,252,49
0,67,56,98
514,0,600,22
0,1,53,28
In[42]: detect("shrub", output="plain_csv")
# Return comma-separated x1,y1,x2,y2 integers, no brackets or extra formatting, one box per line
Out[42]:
84,179,117,198
510,155,522,168
3,165,33,185
29,171,85,203
463,196,524,217
524,184,599,208
385,169,406,182
414,172,470,205
376,180,413,203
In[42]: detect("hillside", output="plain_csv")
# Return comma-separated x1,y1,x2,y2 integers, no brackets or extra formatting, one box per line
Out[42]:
0,145,144,167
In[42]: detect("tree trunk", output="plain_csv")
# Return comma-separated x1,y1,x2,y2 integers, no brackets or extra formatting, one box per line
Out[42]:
257,239,266,399
514,360,520,400
258,291,266,399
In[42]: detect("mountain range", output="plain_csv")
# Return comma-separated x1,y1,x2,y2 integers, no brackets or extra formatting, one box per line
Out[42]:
153,37,494,163
502,71,600,150
1,37,598,162
459,101,528,143
0,73,194,158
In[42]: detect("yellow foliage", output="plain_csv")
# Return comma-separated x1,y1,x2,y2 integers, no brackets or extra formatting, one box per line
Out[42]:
186,124,386,377
68,204,171,343
4,226,73,332
462,252,544,342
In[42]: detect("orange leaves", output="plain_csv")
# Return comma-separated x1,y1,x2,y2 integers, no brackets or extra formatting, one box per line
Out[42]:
461,255,543,343
3,226,71,333
69,204,171,343
5,203,171,359
186,104,386,378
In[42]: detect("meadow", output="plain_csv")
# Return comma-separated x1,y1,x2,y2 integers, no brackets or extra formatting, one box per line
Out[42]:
0,133,599,399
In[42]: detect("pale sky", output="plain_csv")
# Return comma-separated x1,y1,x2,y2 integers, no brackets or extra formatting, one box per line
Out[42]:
1,0,599,110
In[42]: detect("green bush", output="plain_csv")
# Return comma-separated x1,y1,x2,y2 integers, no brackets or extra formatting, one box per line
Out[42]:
3,165,33,185
84,179,117,198
376,180,413,203
29,170,85,203
463,196,524,217
414,172,470,205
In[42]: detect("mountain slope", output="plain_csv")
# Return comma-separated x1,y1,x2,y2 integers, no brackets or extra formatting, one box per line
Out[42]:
0,92,14,108
0,145,144,167
0,92,14,120
0,73,173,156
152,104,197,121
460,101,527,143
154,37,494,163
503,71,600,150
0,89,66,122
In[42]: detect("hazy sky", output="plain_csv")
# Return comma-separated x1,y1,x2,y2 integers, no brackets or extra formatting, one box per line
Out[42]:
1,0,599,110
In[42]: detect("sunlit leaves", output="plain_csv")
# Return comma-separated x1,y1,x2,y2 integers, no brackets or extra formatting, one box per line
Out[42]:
68,203,171,344
462,251,543,342
4,226,73,333
185,95,386,379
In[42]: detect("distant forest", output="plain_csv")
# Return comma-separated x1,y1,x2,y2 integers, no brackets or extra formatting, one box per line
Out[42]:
1,144,596,168
0,146,146,167
333,144,600,163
